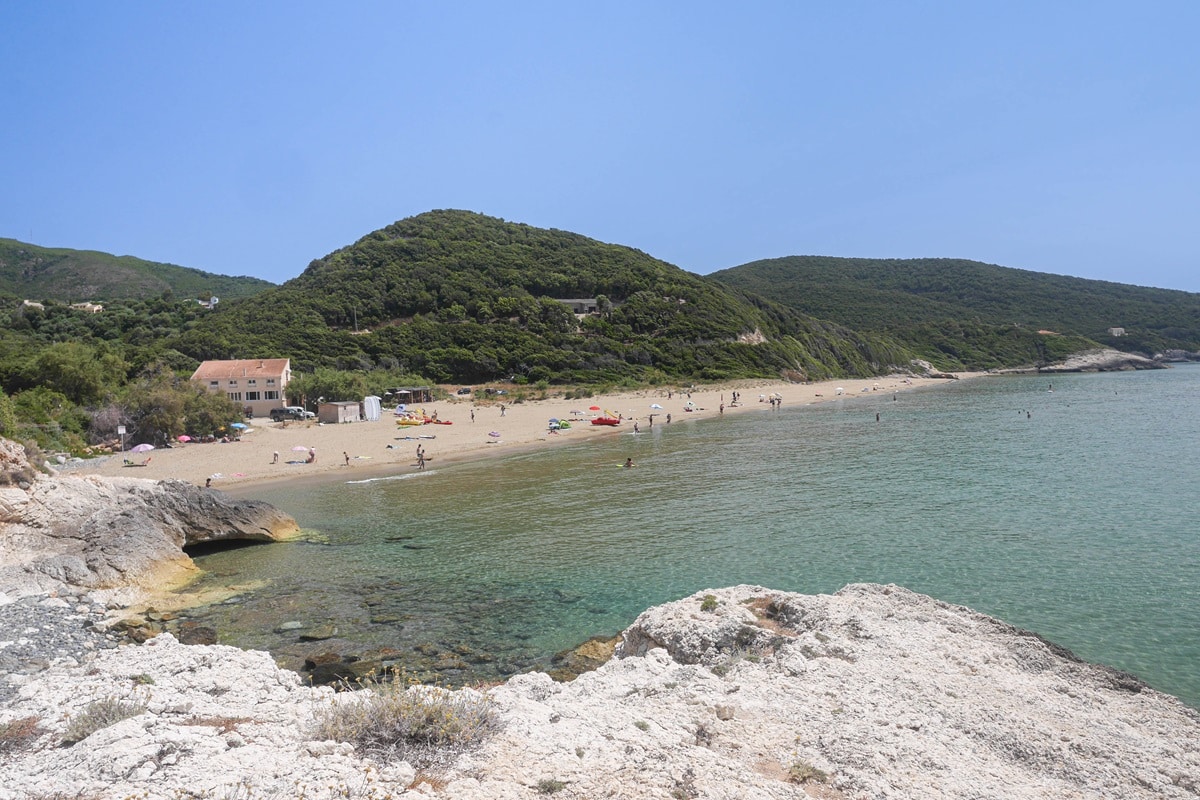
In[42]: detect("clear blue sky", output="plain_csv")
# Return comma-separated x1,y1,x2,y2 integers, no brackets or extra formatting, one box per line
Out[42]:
4,2,1198,292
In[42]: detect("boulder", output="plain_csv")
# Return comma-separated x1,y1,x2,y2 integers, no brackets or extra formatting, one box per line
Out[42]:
0,437,299,603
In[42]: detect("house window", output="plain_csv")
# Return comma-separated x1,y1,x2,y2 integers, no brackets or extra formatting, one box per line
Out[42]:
265,390,279,400
266,378,277,386
209,381,219,388
228,380,238,387
245,391,261,401
228,392,242,401
247,379,257,386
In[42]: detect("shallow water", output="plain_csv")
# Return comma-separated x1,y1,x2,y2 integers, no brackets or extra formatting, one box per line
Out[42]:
189,366,1200,706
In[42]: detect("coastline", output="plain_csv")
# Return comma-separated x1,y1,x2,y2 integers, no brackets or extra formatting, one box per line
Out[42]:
72,374,975,498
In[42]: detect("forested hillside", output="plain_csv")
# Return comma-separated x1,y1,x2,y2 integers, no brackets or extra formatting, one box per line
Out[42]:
173,211,913,384
711,256,1200,370
0,238,275,302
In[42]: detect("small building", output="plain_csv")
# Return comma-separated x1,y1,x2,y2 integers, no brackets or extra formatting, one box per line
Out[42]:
190,358,291,419
70,302,104,313
385,387,434,405
555,298,599,314
1108,327,1126,337
318,401,362,424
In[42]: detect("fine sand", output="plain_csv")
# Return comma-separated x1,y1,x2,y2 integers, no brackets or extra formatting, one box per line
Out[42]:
74,375,965,497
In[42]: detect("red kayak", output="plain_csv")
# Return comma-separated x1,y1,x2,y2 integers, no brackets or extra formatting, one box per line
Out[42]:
590,417,621,426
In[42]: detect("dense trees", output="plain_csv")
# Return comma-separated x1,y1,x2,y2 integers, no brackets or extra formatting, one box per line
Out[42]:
711,256,1200,370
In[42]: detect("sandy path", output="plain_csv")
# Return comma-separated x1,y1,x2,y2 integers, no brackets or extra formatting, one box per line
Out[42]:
73,375,966,496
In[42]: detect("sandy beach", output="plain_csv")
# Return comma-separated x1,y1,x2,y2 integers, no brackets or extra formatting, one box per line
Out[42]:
73,375,965,497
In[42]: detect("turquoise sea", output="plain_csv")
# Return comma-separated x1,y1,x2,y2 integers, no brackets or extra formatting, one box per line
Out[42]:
190,366,1200,707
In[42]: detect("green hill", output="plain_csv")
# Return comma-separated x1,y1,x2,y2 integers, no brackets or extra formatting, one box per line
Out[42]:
710,256,1200,370
0,238,275,302
172,211,914,383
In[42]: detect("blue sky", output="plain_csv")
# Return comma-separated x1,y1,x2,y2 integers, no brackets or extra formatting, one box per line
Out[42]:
3,2,1198,292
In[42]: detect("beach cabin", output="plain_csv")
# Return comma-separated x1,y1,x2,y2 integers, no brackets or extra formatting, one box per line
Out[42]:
318,401,361,424
385,387,434,405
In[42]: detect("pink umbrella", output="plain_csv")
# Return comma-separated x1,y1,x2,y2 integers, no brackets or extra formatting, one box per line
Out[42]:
130,443,155,453
176,435,192,442
291,445,310,452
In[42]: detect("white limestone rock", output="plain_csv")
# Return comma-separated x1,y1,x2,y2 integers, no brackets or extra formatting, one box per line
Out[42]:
2,585,1198,799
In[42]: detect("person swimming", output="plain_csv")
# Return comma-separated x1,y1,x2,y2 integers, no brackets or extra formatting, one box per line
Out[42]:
623,457,635,468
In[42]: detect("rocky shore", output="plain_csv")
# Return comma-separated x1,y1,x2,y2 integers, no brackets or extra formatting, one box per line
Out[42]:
3,584,1198,799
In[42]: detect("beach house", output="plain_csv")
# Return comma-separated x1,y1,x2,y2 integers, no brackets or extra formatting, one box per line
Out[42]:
190,358,292,419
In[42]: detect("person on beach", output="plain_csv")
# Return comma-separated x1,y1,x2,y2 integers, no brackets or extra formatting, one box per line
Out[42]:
343,451,350,466
418,453,426,470
204,477,212,488
633,421,640,433
307,448,316,464
272,451,279,464
470,408,475,423
666,413,671,424
500,404,506,416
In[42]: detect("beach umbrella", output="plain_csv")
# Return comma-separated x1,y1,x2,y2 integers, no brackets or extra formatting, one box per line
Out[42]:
230,422,248,429
291,445,310,452
488,431,501,438
176,435,192,442
549,418,560,424
570,409,584,416
588,405,601,411
650,403,663,409
130,443,154,453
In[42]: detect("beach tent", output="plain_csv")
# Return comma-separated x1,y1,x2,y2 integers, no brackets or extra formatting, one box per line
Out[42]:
362,395,382,422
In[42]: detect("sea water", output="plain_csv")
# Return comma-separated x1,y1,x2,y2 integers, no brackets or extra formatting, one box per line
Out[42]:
189,366,1200,707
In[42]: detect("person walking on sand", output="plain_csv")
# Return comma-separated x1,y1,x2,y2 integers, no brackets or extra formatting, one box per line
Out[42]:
272,451,279,464
417,452,426,470
470,408,475,423
499,404,506,416
343,451,350,466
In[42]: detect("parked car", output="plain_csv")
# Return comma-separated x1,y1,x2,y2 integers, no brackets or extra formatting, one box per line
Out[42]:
269,406,314,422
456,387,472,395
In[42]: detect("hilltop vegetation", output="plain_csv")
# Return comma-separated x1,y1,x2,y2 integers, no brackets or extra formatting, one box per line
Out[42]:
710,256,1200,370
0,238,275,302
0,212,917,456
173,211,912,384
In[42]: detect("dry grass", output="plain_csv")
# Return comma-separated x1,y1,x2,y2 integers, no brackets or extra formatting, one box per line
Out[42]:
0,715,45,755
61,696,148,745
312,672,499,769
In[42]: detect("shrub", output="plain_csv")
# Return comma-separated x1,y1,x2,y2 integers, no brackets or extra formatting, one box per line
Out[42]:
62,697,148,745
700,594,718,612
788,760,829,784
312,674,498,768
0,715,44,755
536,778,567,794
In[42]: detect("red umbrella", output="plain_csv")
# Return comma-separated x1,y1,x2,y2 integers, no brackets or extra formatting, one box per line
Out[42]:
588,405,601,411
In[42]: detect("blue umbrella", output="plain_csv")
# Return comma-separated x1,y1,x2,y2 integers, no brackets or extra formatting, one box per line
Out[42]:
230,422,248,429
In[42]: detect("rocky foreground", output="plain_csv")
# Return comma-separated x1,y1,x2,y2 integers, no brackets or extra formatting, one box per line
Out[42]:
3,583,1198,799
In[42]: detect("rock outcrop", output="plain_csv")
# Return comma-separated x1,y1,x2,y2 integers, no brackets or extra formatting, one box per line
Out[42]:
0,438,299,604
2,584,1197,799
1039,347,1164,372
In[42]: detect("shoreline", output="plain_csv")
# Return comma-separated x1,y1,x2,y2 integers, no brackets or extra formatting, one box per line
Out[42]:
71,374,977,498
